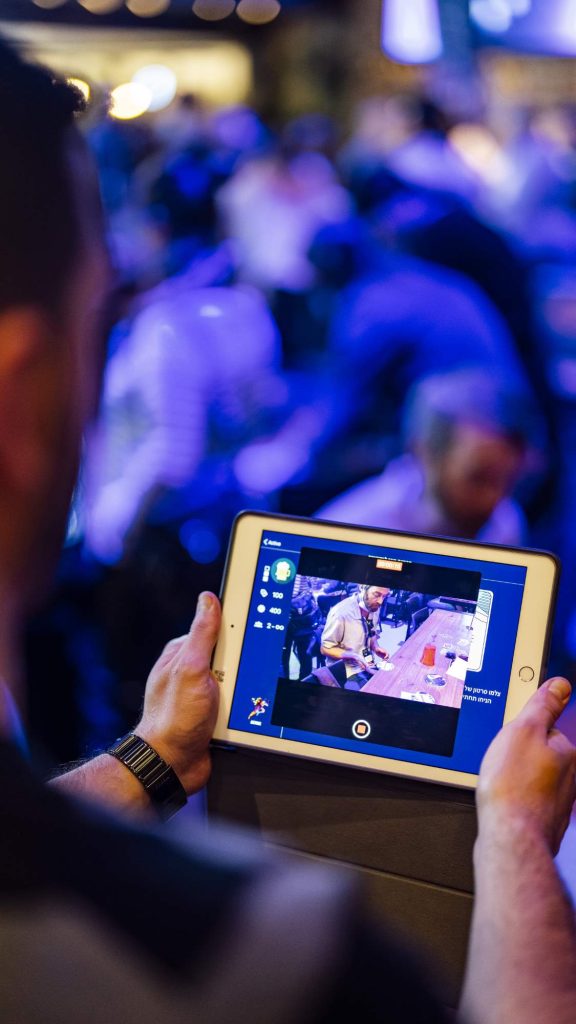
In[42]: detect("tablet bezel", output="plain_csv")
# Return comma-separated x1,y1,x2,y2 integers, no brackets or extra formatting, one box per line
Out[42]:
212,511,559,789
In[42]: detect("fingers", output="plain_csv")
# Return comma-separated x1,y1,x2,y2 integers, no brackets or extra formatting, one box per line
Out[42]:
516,677,572,734
179,592,221,668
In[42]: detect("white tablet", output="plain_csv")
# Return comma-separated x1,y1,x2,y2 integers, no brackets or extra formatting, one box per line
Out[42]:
212,512,558,789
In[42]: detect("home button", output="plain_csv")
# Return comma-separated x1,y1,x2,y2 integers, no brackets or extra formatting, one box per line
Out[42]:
519,666,535,682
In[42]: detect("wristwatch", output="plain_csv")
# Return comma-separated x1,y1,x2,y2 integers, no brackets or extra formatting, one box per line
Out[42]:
107,733,187,821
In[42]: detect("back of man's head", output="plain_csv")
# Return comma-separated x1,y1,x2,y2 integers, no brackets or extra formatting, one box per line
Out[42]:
0,39,85,314
401,370,531,534
402,370,529,458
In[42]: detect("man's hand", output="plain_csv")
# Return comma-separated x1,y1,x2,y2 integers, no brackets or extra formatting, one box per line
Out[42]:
373,644,389,660
349,651,375,671
477,677,576,855
460,678,576,1024
136,592,221,797
50,592,221,814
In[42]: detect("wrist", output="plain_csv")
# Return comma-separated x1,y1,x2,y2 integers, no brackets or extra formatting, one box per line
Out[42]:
476,805,552,855
136,723,212,797
107,733,187,821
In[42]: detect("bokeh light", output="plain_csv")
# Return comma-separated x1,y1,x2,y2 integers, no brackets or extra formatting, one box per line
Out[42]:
470,0,513,33
132,65,177,111
67,77,92,102
236,0,281,24
192,0,236,20
126,0,171,15
32,0,68,9
382,0,443,62
109,82,152,120
77,0,123,12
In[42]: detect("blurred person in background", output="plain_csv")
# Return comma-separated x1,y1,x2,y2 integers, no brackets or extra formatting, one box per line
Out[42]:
217,114,352,366
79,140,336,738
87,96,156,217
315,218,528,396
490,103,576,258
342,95,479,205
340,93,550,409
153,91,206,153
299,217,535,507
317,371,532,545
82,273,284,567
82,143,286,568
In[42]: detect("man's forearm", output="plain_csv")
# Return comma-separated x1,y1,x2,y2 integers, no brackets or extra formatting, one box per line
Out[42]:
460,813,576,1024
50,753,154,817
320,645,360,662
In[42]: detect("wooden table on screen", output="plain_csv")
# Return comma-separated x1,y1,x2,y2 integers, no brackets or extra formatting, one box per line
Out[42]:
361,609,467,709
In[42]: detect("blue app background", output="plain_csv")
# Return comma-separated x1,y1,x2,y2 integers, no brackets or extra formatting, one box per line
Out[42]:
228,530,526,777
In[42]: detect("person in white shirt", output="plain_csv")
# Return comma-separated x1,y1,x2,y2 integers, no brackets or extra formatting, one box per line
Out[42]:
318,371,531,544
320,585,390,688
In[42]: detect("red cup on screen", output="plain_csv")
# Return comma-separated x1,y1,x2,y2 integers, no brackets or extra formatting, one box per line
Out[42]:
421,643,436,667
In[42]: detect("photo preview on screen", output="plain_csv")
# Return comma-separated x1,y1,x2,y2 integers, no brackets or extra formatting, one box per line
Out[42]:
271,547,481,757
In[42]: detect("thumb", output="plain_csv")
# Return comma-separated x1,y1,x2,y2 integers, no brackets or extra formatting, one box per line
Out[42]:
516,676,571,733
180,592,221,665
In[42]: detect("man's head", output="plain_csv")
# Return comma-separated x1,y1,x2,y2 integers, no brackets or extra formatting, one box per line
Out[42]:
0,40,111,607
361,586,390,612
403,371,528,537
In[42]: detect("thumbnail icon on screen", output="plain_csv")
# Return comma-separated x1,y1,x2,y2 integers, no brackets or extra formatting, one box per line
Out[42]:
248,697,269,721
271,558,296,584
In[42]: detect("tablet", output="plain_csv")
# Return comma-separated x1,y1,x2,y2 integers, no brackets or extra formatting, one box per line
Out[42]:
212,512,558,788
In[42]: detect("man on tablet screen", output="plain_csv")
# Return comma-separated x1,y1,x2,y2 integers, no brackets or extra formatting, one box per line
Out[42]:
0,38,576,1024
320,585,390,688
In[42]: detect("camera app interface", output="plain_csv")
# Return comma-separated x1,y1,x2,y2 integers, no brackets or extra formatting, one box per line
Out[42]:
272,546,481,757
228,530,526,775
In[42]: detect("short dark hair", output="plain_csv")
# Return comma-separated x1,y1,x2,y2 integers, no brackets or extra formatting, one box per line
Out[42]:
402,371,530,457
0,38,85,313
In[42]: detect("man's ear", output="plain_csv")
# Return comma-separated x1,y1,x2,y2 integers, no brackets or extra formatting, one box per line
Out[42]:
0,306,59,497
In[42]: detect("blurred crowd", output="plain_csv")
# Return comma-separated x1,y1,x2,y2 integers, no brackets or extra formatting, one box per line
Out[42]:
29,86,576,763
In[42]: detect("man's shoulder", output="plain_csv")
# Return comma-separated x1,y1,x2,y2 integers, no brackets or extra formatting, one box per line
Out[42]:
0,743,450,1024
316,456,421,531
0,742,256,973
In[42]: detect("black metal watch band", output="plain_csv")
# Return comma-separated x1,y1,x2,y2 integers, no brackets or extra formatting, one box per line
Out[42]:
107,733,187,821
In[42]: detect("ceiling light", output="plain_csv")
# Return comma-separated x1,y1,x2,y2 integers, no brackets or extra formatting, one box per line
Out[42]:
77,0,123,13
110,82,152,119
236,0,281,24
32,0,68,9
192,0,236,20
126,0,171,15
132,64,177,110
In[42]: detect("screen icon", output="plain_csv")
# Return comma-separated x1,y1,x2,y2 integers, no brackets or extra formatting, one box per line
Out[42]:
352,719,371,740
248,697,269,721
270,558,296,584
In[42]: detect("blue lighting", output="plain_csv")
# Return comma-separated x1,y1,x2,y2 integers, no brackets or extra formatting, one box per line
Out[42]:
471,0,576,56
179,520,222,564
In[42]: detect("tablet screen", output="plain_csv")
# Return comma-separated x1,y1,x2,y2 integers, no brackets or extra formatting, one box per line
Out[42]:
226,528,526,776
